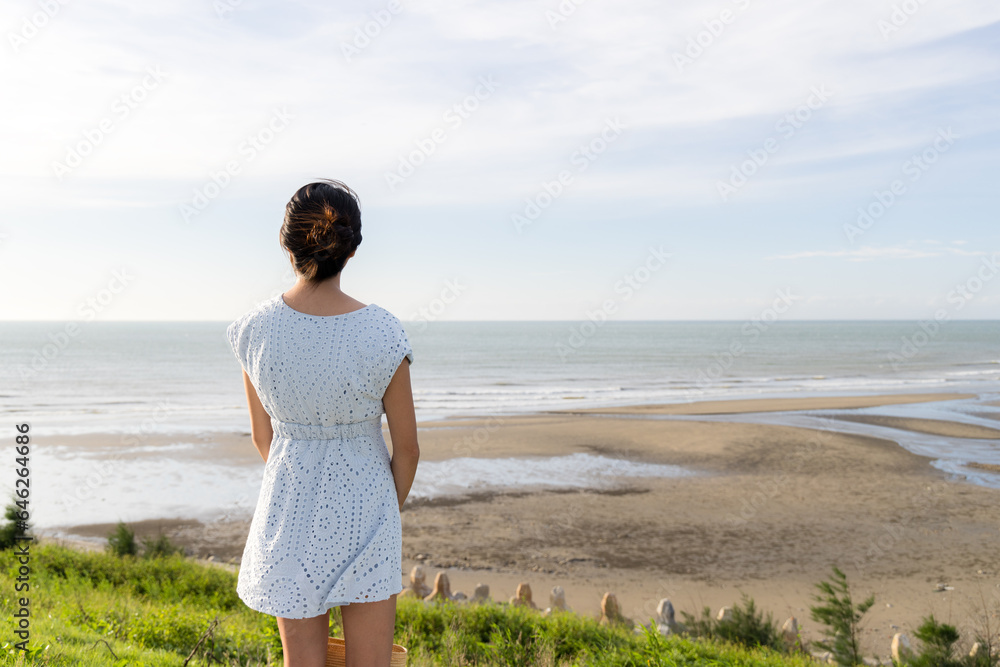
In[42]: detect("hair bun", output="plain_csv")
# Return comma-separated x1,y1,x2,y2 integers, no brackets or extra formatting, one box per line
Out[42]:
281,179,363,282
308,204,356,259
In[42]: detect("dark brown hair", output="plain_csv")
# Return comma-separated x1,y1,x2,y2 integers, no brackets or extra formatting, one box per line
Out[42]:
280,179,363,283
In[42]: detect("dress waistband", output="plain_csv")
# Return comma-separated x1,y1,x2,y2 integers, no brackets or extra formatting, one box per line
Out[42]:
271,417,383,441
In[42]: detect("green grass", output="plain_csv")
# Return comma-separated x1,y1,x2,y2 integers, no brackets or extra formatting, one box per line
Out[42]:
392,599,818,666
1,543,278,666
0,542,821,666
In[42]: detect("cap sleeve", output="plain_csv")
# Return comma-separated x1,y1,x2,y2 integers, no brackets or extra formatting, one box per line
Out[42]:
375,310,413,398
226,316,249,374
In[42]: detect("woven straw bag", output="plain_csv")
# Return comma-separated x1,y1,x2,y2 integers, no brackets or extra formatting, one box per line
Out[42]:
326,636,407,666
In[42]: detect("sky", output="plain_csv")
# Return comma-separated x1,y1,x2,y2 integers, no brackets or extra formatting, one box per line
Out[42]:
1,0,998,321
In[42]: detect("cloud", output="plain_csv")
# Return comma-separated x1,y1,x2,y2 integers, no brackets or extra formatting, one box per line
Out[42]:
2,0,999,209
2,1,998,321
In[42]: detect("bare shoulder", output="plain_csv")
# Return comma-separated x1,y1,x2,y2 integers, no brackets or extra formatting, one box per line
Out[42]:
343,294,368,310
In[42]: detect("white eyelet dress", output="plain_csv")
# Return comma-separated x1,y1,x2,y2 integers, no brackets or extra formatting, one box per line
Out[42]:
225,294,413,619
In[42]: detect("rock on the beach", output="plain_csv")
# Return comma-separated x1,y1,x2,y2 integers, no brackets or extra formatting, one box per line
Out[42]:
399,565,433,599
640,598,686,637
510,582,537,609
543,586,569,616
599,592,634,629
716,606,733,622
657,599,675,625
891,633,913,662
452,591,468,601
470,583,491,604
781,617,803,651
412,565,431,591
656,598,685,636
424,572,454,602
810,649,835,664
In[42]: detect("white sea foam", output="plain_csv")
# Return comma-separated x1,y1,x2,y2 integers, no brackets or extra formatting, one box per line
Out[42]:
19,444,696,531
22,447,264,530
407,453,697,500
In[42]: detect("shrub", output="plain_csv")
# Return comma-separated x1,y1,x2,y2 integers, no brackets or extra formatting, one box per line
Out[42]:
679,591,784,651
106,521,138,557
33,543,243,609
964,587,1000,667
141,532,184,558
907,614,963,667
0,494,30,550
809,565,874,667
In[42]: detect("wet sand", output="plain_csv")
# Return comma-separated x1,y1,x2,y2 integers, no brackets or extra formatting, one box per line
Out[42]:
818,414,1000,440
546,392,976,416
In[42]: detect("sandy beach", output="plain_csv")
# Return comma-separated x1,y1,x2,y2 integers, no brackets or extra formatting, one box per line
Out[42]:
42,392,1000,660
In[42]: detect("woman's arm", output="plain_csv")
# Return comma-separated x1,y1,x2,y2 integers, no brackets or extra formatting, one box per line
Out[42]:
383,358,419,511
242,369,274,462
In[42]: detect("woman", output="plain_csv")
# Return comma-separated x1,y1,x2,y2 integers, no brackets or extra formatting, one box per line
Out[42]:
225,179,420,666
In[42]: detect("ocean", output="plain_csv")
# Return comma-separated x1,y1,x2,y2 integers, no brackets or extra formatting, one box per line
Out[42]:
2,320,998,434
2,320,998,531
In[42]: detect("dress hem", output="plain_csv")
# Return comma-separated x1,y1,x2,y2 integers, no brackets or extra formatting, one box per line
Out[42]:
238,584,405,619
